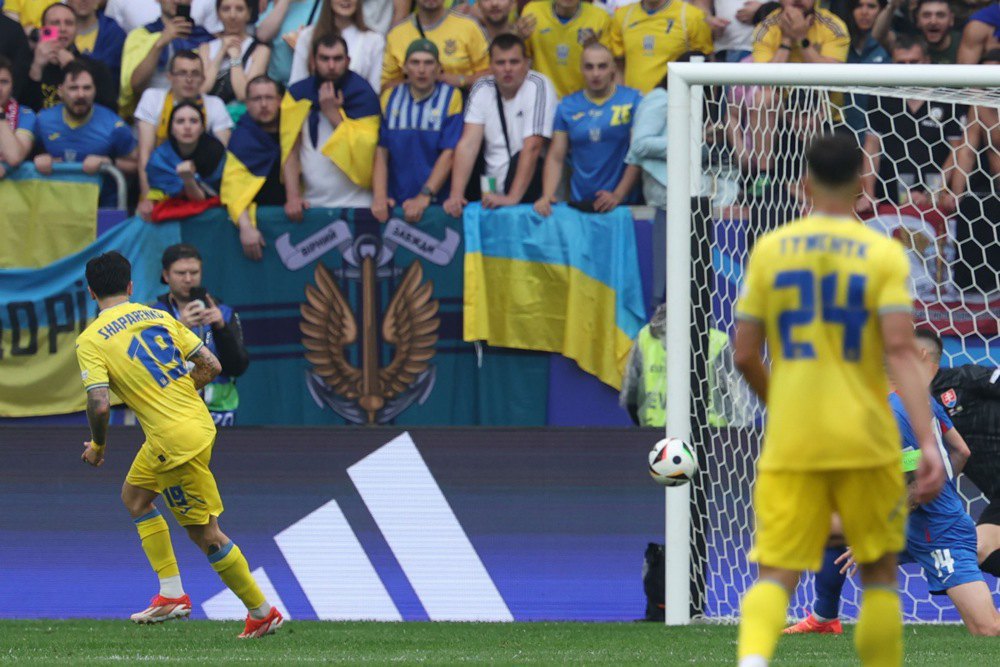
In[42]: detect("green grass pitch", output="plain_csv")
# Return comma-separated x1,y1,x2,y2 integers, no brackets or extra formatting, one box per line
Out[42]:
1,621,998,665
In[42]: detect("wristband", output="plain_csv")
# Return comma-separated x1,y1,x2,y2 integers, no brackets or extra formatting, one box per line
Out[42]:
419,185,433,197
901,448,921,473
229,57,242,68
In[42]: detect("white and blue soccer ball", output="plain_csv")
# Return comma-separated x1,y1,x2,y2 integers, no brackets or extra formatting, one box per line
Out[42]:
648,437,698,486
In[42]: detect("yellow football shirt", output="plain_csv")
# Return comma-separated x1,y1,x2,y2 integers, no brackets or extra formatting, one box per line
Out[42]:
6,0,60,30
382,11,490,88
75,27,99,56
76,301,216,470
610,0,712,94
752,8,850,63
736,216,913,472
522,1,613,98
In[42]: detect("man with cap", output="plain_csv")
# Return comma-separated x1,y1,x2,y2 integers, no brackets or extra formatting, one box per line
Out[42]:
372,39,463,224
152,243,249,427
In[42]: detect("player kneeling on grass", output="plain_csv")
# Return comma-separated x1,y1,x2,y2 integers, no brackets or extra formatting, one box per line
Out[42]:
75,251,283,639
787,329,1000,637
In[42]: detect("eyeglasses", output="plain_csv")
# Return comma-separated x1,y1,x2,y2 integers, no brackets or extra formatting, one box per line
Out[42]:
171,70,204,81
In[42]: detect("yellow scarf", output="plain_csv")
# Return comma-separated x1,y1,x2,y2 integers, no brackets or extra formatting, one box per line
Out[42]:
156,93,206,145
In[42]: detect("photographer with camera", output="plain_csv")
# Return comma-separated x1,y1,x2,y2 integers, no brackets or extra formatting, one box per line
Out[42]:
153,243,249,426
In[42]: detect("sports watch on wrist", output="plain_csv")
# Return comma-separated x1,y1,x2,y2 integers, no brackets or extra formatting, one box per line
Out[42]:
419,185,433,197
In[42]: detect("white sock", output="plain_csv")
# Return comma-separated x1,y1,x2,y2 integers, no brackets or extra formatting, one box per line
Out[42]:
738,656,768,667
159,575,185,599
249,601,271,620
812,612,833,623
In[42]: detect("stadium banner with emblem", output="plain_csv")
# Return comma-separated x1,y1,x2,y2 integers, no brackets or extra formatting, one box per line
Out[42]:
177,207,549,426
0,217,181,417
0,164,102,269
0,426,663,621
463,203,647,390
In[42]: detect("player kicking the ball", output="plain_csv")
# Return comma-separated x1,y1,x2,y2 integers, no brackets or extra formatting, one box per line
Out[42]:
75,251,283,638
787,329,1000,636
733,134,945,667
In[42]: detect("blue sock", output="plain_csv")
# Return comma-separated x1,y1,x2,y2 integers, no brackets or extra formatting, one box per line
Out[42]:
813,545,847,621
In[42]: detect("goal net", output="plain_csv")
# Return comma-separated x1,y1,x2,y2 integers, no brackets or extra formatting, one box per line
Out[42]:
664,63,1000,624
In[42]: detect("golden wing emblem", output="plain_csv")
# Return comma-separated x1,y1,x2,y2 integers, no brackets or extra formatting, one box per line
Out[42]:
380,262,440,399
300,263,361,398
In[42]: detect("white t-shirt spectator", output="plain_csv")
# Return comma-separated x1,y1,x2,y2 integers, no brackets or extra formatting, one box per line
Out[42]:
464,71,557,187
289,24,385,91
713,0,755,53
362,0,394,35
105,0,160,32
134,88,235,138
299,114,373,208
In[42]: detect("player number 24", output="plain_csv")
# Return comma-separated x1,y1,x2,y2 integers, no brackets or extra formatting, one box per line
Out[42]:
774,270,869,361
128,325,188,388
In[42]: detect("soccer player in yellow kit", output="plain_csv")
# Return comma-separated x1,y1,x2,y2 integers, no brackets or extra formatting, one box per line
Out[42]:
75,251,283,638
732,135,945,667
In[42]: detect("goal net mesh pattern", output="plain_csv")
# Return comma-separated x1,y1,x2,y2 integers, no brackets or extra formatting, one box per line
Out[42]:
689,83,1000,622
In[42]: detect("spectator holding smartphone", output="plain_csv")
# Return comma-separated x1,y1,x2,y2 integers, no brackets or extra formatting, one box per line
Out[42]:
154,243,249,426
199,0,271,106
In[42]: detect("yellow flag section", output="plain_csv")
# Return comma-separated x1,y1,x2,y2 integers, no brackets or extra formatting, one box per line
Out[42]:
0,217,180,416
0,166,100,269
278,72,380,195
463,203,646,389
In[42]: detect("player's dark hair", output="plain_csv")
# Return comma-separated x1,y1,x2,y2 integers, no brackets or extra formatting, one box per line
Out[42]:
86,252,132,298
915,328,943,359
247,75,284,98
169,49,203,74
62,59,95,85
805,134,863,188
893,33,929,57
312,33,350,58
489,33,527,59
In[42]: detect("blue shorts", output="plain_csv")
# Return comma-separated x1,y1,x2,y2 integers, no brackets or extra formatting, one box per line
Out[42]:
902,518,983,595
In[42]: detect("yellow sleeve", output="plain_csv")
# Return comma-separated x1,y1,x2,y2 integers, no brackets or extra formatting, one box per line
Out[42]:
522,3,540,57
76,336,110,391
736,242,770,322
597,12,613,48
609,10,625,58
467,21,490,73
166,316,206,360
876,241,914,314
820,30,851,63
380,88,392,113
381,29,405,88
688,7,714,55
751,22,779,63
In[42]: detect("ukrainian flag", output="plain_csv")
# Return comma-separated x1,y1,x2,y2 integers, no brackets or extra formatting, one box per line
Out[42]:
463,203,646,390
220,113,282,227
279,71,380,190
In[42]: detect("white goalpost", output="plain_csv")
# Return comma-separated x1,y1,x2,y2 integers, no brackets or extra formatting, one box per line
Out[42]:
664,62,1000,626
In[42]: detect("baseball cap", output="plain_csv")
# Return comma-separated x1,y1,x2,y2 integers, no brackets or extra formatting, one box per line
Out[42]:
406,38,439,62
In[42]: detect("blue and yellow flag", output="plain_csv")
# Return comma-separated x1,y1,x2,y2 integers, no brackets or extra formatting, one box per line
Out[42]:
280,72,380,190
0,165,101,269
0,216,180,416
463,203,646,389
220,113,282,227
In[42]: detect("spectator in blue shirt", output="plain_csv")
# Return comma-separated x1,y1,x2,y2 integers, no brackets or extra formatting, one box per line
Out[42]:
844,0,890,137
33,60,137,206
371,39,463,223
534,41,641,217
0,55,36,179
67,0,127,87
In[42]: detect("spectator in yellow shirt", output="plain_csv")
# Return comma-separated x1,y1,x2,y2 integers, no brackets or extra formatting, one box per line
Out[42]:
519,0,613,98
609,0,713,94
746,0,849,180
3,0,59,31
382,0,490,92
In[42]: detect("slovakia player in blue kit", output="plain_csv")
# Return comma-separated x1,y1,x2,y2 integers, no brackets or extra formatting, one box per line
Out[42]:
788,329,1000,636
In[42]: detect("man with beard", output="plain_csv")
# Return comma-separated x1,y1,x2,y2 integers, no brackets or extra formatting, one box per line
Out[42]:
22,2,118,111
33,60,137,207
875,0,962,63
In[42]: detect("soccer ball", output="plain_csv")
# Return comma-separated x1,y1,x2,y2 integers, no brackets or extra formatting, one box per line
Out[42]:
648,437,698,486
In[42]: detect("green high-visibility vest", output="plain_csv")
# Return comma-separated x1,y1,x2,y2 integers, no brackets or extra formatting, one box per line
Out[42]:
636,326,730,427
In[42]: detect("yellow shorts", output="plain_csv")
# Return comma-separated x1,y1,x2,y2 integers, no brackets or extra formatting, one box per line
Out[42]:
125,441,224,527
750,463,906,572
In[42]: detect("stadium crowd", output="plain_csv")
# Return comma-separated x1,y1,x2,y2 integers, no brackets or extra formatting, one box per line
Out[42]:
0,0,996,267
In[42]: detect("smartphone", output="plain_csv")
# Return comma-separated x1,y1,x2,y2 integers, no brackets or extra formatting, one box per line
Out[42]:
176,3,192,21
188,286,208,309
40,26,60,42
